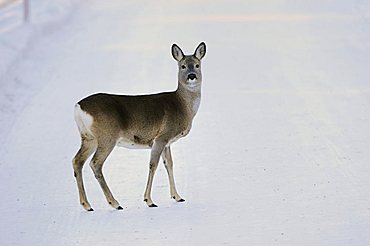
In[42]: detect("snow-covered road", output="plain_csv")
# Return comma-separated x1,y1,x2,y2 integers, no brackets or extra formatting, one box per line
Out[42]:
1,1,370,245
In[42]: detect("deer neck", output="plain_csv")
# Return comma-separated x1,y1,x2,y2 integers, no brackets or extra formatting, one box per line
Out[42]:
176,81,202,118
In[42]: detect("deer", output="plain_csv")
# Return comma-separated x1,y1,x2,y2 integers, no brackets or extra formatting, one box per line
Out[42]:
72,42,206,211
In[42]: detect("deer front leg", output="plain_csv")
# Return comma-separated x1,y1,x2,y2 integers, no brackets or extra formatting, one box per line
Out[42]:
144,139,167,207
162,146,185,202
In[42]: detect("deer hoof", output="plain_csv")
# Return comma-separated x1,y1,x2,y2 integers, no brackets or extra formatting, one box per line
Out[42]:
172,196,185,202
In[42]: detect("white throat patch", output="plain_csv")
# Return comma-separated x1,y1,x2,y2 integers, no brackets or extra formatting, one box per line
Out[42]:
192,97,201,114
186,79,201,91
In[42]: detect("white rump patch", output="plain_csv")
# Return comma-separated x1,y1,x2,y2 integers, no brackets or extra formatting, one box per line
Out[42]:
74,104,94,137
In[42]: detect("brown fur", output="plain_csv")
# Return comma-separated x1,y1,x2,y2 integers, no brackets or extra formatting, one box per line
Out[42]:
78,91,190,147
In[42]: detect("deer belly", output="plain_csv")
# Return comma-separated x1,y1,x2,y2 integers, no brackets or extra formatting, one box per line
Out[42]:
116,137,152,149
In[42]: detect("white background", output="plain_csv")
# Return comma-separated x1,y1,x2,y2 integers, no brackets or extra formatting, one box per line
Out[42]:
1,1,370,245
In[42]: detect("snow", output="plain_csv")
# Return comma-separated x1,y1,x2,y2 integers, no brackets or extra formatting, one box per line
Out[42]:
1,0,370,245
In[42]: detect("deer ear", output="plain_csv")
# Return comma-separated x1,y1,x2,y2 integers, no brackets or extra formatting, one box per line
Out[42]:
194,42,206,60
172,44,184,62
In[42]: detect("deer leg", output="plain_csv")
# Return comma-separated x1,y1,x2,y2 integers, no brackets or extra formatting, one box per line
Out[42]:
73,137,97,211
162,146,185,202
89,142,122,210
144,139,167,207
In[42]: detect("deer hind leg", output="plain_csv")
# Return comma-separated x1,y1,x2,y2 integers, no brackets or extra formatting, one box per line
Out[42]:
144,139,167,207
162,146,185,202
89,141,122,210
73,136,97,211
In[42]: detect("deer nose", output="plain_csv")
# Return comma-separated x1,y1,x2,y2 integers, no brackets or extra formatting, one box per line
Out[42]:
188,73,197,80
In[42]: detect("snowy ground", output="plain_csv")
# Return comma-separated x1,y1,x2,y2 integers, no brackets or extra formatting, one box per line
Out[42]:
1,0,370,245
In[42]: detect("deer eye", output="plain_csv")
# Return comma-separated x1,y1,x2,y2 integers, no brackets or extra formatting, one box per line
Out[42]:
181,65,186,69
195,64,199,68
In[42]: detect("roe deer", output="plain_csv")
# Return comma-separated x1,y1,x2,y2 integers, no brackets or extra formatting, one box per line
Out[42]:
72,42,206,211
